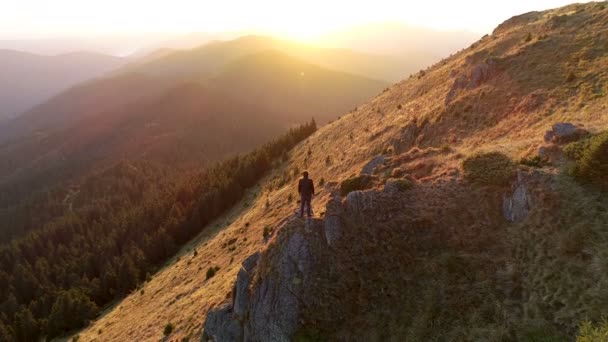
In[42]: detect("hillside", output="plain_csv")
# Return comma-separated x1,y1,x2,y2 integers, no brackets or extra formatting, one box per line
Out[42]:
72,2,608,341
0,50,125,119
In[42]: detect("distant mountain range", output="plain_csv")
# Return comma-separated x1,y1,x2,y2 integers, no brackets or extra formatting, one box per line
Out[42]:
0,50,126,119
318,22,480,57
0,35,391,219
120,35,426,82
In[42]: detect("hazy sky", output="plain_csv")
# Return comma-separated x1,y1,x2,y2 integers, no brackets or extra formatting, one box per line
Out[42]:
0,0,594,40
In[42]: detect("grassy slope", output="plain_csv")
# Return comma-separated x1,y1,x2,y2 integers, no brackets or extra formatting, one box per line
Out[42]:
75,2,608,341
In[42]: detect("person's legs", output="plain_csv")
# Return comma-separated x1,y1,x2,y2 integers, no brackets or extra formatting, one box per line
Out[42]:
305,197,312,217
300,196,305,217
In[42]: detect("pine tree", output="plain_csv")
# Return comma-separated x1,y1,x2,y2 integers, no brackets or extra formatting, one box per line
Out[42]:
13,308,39,342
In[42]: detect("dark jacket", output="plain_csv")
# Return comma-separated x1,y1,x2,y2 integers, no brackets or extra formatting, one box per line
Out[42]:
298,178,315,197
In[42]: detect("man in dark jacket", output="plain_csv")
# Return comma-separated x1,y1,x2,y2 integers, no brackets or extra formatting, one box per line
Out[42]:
298,171,315,218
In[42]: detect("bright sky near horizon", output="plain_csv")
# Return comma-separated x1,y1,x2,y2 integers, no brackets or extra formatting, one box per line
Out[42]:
0,0,594,40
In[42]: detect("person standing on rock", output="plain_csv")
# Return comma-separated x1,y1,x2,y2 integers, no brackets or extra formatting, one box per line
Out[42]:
298,171,315,218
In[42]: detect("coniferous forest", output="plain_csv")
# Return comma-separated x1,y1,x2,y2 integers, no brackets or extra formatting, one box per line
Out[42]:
0,120,317,341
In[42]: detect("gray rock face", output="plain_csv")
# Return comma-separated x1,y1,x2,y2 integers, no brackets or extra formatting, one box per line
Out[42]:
202,304,243,342
469,61,496,88
392,122,419,154
233,252,260,320
242,253,260,273
245,229,315,341
544,122,588,144
503,172,532,223
202,220,322,342
360,155,385,175
446,60,497,104
345,190,377,214
324,193,343,247
552,122,578,137
232,268,251,319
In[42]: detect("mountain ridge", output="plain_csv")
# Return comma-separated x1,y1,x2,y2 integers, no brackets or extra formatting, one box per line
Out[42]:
73,2,608,340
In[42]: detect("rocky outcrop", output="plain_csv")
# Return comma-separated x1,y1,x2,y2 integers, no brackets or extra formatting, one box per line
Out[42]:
345,189,378,214
233,253,259,318
360,155,385,175
544,122,588,144
502,171,532,223
383,178,413,194
391,122,419,154
203,304,243,342
202,198,347,341
324,192,343,247
469,62,496,88
202,221,315,341
244,228,315,341
446,60,498,104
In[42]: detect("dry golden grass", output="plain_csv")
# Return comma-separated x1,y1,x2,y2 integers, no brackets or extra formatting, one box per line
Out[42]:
74,2,608,340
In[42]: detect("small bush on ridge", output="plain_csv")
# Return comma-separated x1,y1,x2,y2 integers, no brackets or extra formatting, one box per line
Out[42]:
463,152,515,186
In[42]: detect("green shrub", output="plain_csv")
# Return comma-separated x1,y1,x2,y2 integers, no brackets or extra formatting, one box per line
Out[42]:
340,175,373,196
564,138,593,161
318,178,325,187
462,152,516,186
519,155,544,168
263,226,273,239
567,132,608,189
206,266,219,280
578,318,608,342
518,324,569,342
164,322,174,336
388,178,414,192
293,327,326,342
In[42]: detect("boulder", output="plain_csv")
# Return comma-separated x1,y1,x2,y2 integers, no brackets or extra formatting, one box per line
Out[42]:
360,155,385,175
502,172,532,223
544,122,588,144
